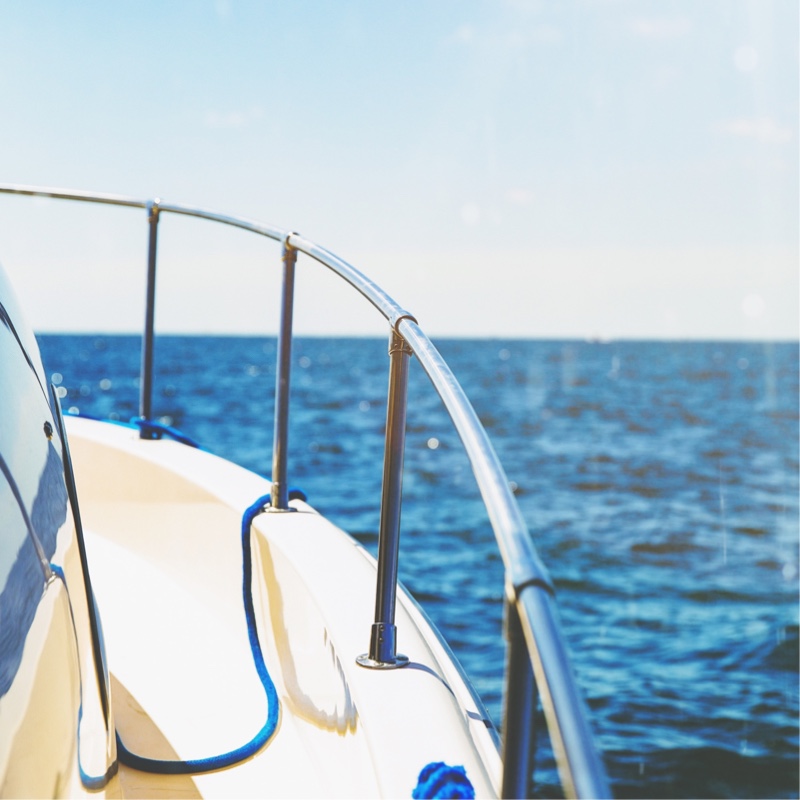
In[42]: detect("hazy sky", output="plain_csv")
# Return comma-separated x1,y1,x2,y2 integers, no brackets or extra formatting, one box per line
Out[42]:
0,1,797,338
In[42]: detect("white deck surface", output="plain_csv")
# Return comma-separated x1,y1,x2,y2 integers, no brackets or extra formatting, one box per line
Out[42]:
66,416,501,798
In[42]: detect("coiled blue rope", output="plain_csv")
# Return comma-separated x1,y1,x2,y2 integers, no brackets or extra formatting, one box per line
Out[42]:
115,493,279,774
412,762,476,799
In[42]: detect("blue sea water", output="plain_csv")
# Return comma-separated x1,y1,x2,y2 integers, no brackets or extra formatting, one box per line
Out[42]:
38,334,799,799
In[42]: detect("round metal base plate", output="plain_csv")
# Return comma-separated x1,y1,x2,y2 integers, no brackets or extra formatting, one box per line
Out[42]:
355,653,410,670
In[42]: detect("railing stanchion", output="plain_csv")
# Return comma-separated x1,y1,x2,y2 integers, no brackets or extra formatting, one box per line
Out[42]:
501,592,538,799
139,198,160,433
357,327,413,669
270,236,298,511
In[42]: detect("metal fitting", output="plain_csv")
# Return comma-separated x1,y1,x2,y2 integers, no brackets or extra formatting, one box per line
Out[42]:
146,198,161,224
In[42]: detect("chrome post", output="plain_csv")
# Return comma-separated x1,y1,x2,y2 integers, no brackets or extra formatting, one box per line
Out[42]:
501,592,538,799
357,328,412,669
139,199,160,433
270,237,298,511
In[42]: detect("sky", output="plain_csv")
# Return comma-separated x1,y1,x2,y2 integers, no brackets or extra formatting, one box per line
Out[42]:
0,0,796,339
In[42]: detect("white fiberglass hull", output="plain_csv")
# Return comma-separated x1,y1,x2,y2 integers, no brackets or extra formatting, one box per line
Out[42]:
66,415,500,798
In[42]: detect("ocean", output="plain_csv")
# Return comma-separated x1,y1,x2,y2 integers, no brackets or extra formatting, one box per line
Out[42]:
37,334,799,799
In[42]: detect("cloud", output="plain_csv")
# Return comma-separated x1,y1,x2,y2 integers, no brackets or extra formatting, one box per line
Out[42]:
742,294,766,319
718,117,792,145
523,24,563,45
448,24,476,45
460,203,481,225
203,106,264,130
506,188,534,206
733,45,759,72
629,17,692,39
446,22,562,48
502,0,545,13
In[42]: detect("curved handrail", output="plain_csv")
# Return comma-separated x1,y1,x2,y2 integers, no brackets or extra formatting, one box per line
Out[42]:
0,185,416,326
0,183,610,798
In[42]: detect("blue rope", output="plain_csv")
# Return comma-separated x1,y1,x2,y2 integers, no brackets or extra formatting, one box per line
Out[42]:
130,417,200,448
116,492,279,774
412,762,476,799
62,409,201,449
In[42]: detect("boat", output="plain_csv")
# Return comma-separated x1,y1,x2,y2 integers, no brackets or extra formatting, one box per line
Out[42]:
0,184,609,798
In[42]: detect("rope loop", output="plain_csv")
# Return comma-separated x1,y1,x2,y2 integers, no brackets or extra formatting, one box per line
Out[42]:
115,491,280,774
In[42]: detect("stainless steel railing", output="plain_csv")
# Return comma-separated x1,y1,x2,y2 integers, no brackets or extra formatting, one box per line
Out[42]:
0,183,610,799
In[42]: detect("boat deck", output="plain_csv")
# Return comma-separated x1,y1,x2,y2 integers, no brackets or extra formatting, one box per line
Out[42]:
67,415,501,798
